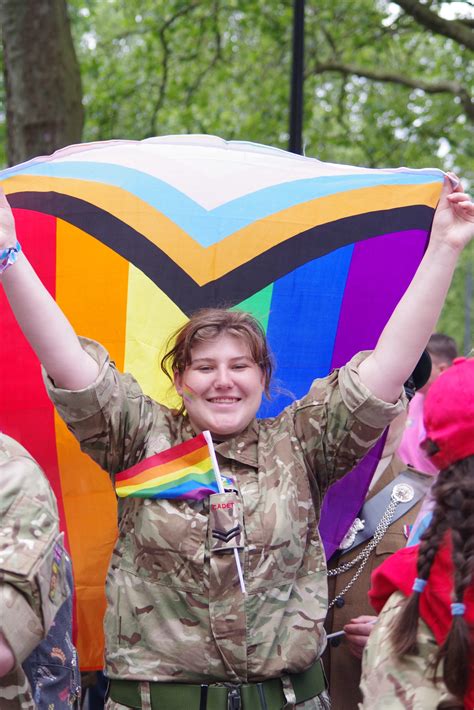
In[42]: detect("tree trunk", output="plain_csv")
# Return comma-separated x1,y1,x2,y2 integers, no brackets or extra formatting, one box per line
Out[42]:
1,0,84,166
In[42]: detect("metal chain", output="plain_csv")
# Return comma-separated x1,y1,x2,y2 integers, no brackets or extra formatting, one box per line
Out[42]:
327,497,399,610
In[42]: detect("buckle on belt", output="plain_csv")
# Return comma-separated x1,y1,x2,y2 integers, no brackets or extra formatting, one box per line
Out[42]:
227,686,242,710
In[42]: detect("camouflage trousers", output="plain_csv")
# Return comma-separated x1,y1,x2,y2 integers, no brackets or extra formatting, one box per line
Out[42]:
104,688,331,710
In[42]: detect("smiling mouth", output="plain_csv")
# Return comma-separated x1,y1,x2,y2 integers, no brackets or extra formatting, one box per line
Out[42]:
207,397,241,404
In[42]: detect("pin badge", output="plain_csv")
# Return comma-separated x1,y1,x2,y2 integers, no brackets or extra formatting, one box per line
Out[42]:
391,483,414,503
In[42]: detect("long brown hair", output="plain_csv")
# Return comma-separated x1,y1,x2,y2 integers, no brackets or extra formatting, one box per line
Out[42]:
390,456,474,708
161,308,274,414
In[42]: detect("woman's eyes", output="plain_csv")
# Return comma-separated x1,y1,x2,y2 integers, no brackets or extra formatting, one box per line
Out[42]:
195,363,249,372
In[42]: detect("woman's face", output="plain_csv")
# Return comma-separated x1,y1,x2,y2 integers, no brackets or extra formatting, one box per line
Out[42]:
174,333,265,440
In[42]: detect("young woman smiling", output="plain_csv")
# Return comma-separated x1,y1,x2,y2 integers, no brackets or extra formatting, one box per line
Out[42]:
0,174,473,710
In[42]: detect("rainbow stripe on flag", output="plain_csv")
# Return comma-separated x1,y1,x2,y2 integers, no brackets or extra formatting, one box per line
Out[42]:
114,433,219,500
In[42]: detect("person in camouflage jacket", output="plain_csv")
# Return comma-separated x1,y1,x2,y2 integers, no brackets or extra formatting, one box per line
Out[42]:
1,174,473,710
0,433,80,710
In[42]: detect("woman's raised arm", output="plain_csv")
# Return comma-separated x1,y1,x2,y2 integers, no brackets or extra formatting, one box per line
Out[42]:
358,174,474,403
0,188,99,389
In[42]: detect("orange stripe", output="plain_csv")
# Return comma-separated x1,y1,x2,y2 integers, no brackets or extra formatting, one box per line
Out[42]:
3,176,441,285
54,218,128,669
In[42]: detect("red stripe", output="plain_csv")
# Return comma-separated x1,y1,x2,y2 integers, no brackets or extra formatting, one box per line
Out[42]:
115,432,208,482
0,209,69,550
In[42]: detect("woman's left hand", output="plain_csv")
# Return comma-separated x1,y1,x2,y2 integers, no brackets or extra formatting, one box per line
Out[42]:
430,173,474,253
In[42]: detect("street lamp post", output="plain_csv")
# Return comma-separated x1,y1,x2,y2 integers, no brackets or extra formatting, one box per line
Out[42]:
289,0,305,155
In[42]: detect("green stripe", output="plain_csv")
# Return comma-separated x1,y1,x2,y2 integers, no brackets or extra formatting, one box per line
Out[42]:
232,282,273,332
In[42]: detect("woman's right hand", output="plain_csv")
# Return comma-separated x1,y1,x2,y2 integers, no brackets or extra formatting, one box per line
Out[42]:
0,185,100,389
0,187,18,251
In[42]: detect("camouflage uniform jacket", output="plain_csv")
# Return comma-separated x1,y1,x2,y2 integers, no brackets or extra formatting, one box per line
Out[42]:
44,338,405,684
359,591,452,708
0,434,75,709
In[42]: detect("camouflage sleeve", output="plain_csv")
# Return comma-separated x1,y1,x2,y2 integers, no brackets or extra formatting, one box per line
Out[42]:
43,337,162,475
359,591,450,708
293,351,407,490
0,452,69,665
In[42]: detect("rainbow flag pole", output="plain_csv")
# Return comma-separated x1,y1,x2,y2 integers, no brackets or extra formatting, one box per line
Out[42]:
202,430,246,595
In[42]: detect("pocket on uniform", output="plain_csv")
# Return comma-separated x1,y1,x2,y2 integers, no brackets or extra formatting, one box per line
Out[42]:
245,471,309,591
375,532,404,558
130,499,208,592
1,490,69,633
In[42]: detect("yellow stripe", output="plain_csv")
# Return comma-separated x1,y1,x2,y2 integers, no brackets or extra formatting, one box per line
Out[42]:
3,175,441,286
117,457,212,495
124,265,186,408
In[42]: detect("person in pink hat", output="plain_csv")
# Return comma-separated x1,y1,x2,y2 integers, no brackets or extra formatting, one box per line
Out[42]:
360,357,474,709
397,333,458,475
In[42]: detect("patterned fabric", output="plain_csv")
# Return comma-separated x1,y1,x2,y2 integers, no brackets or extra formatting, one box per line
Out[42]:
367,538,474,709
44,338,404,684
360,591,452,708
0,434,80,709
22,558,81,708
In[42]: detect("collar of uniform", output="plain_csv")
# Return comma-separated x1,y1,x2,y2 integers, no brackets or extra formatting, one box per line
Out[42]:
177,414,259,465
213,420,259,467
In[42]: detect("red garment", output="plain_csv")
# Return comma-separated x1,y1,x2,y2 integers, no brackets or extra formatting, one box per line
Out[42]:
369,540,474,709
422,358,474,470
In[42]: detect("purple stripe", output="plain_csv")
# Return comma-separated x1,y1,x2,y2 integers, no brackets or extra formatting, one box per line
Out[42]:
319,229,428,558
332,230,428,366
319,434,386,559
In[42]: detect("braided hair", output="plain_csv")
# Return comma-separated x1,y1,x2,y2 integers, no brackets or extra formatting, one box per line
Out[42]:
390,455,474,707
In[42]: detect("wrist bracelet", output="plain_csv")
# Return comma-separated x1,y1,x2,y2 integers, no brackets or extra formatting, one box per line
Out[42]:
0,241,22,274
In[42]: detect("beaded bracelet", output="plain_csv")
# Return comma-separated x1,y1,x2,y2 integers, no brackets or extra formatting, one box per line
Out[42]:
0,241,22,274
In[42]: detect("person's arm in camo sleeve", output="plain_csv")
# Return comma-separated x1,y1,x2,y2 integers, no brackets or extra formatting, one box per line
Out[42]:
0,188,98,390
0,440,70,674
358,174,473,404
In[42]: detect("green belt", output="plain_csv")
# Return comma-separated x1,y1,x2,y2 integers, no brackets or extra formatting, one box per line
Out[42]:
109,659,326,709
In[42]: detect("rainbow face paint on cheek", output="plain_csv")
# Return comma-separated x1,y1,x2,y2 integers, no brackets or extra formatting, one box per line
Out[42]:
182,383,198,402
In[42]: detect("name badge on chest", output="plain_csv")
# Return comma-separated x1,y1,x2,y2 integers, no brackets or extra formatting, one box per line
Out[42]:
209,492,244,552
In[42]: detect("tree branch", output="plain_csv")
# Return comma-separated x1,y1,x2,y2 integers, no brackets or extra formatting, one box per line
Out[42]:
394,0,474,51
147,2,202,136
307,60,474,121
184,6,223,106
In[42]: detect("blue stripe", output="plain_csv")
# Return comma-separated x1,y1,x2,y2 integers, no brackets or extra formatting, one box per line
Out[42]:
258,244,354,417
2,161,443,247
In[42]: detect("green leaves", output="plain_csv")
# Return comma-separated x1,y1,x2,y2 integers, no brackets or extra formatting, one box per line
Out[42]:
64,0,474,183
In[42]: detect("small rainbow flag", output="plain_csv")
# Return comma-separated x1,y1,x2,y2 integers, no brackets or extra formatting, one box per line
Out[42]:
114,432,220,500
